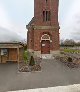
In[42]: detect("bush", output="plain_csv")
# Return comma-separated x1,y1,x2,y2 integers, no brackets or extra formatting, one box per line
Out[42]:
23,51,28,64
67,57,72,62
29,56,35,66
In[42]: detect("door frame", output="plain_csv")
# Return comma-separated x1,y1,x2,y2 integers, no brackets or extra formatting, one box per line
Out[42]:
41,40,50,54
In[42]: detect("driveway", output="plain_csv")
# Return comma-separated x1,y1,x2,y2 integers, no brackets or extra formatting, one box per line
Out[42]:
0,60,80,92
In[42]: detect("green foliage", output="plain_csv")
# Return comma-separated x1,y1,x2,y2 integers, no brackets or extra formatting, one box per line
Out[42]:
29,56,35,66
26,51,32,60
60,39,80,46
67,57,72,62
23,51,28,64
64,49,80,53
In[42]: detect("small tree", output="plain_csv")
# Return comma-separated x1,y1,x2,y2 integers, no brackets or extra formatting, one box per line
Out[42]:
29,56,35,66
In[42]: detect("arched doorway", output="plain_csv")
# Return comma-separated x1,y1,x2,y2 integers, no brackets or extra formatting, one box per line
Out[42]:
41,34,51,54
41,40,50,54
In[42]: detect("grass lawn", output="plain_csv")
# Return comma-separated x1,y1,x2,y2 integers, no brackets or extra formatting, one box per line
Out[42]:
63,48,80,53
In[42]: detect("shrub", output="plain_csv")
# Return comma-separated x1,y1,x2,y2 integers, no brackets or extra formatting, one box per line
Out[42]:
23,51,28,64
67,57,72,62
29,56,35,66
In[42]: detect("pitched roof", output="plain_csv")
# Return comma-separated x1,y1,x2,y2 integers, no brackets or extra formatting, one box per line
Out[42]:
26,17,34,29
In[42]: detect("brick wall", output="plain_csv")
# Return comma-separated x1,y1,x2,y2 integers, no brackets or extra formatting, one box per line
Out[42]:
33,29,59,51
34,0,59,26
27,0,60,53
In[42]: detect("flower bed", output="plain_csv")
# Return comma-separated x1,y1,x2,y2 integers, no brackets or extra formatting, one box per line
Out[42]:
55,54,80,68
18,57,42,72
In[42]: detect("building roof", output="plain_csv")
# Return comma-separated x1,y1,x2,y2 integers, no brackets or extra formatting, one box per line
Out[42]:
26,17,34,29
0,42,24,48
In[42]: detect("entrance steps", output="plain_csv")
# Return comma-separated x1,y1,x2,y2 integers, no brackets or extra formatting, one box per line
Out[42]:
40,54,54,59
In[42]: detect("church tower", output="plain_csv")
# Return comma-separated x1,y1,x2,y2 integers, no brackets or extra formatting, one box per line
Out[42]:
27,0,60,57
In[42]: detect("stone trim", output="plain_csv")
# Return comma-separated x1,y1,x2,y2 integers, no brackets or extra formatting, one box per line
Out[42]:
27,50,41,58
27,49,33,53
40,40,52,43
33,51,41,57
33,26,59,30
40,34,52,42
50,50,60,55
27,50,60,58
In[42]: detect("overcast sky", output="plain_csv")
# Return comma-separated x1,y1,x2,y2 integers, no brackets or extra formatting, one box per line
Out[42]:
0,0,80,41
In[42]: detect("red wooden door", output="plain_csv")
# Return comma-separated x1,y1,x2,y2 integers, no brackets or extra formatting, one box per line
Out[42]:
41,40,50,54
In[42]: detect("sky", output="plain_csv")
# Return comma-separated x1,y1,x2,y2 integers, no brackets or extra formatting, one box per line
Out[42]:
59,0,80,41
0,0,80,42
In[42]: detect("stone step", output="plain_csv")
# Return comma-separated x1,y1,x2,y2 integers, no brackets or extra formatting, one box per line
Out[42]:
40,54,54,59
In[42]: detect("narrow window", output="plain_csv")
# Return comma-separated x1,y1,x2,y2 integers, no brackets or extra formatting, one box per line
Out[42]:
1,49,8,55
46,11,51,21
43,11,51,21
46,11,47,21
43,11,45,21
48,11,51,21
46,0,48,3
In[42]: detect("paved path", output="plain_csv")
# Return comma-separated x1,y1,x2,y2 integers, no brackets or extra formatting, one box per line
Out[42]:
0,60,80,92
8,84,80,92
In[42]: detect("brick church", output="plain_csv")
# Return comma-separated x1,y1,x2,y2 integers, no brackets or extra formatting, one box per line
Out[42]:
26,0,60,57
